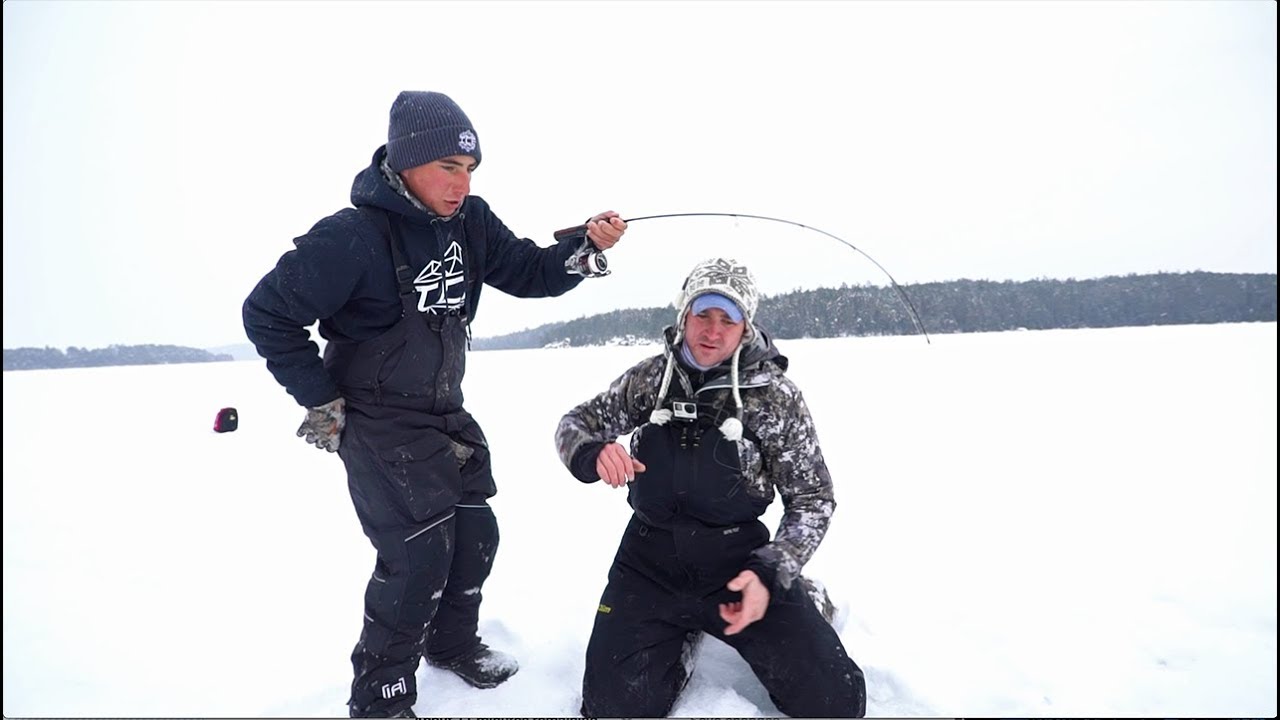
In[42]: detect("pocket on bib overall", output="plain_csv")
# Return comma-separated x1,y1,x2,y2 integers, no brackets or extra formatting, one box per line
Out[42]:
377,432,463,524
452,420,496,499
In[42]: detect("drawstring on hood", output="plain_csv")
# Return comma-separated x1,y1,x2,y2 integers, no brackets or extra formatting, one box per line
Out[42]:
649,258,761,441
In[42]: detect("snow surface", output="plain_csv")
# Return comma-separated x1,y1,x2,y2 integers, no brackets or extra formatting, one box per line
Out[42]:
3,323,1276,717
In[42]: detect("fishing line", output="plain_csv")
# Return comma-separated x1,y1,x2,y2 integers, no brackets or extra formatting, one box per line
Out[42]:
620,212,931,343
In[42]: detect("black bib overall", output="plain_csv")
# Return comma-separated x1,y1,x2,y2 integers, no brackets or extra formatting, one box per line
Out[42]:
582,391,866,718
326,208,499,717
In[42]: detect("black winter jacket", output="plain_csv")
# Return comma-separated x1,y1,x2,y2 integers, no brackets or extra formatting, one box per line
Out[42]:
243,147,585,408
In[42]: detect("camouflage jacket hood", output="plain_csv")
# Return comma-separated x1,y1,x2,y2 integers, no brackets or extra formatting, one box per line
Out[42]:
555,325,836,596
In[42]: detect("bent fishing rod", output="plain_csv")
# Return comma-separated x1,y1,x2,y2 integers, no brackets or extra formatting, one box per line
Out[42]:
559,212,931,343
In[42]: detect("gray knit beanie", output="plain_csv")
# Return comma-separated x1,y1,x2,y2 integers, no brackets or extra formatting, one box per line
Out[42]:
386,91,481,172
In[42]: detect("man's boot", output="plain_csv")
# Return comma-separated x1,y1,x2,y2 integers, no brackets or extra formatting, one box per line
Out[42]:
427,643,519,689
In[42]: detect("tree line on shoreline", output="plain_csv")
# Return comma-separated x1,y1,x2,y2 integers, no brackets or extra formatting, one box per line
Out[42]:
4,271,1275,369
473,271,1276,350
3,344,233,372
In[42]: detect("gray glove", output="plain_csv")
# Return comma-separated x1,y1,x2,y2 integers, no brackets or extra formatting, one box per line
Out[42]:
298,397,346,452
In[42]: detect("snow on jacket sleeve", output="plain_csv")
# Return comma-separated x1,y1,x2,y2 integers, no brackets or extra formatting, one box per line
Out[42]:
742,373,837,598
472,198,586,299
555,355,666,476
242,211,373,408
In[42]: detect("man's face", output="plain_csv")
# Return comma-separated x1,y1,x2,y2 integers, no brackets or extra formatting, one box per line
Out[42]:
400,154,477,217
684,306,746,367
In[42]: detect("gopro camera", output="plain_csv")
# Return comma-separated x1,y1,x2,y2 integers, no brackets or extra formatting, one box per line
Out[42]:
672,400,698,421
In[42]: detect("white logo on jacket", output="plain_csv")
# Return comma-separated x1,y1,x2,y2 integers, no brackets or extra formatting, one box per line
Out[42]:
413,241,466,314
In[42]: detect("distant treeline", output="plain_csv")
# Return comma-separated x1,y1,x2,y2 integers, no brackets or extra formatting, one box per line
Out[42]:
6,273,1273,367
473,271,1277,350
3,344,233,371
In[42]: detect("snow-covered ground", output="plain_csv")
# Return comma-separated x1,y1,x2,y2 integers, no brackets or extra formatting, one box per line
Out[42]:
3,322,1276,717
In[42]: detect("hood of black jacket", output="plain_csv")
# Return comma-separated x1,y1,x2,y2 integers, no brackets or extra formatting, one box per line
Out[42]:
349,145,458,222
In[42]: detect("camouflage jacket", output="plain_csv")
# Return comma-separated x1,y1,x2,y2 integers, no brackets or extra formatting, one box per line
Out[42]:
555,328,836,594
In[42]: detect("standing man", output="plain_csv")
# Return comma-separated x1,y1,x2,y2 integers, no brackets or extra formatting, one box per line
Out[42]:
244,91,627,718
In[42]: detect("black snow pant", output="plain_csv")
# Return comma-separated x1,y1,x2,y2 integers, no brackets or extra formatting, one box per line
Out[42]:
338,418,499,718
582,516,866,718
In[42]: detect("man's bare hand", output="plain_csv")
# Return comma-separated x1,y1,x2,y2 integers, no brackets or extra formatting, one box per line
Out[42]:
595,441,645,487
720,569,769,636
586,211,627,250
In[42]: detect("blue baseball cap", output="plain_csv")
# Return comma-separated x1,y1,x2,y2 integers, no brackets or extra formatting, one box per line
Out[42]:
690,292,744,323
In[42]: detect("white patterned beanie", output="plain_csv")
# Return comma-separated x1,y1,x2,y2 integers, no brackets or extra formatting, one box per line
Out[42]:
674,257,760,343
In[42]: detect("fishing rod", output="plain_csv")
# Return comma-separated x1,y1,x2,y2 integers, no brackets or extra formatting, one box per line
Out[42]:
561,212,931,343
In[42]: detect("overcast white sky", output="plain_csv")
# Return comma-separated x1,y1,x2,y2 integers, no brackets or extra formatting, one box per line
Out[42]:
3,0,1276,350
